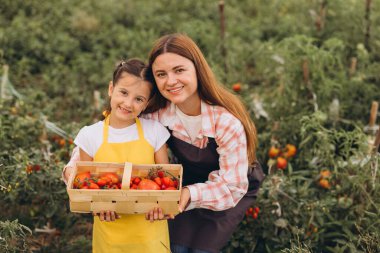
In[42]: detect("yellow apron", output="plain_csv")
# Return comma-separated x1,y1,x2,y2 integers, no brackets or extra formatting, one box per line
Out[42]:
92,117,170,253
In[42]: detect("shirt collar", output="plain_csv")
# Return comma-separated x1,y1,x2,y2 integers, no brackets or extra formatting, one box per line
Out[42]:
160,100,216,138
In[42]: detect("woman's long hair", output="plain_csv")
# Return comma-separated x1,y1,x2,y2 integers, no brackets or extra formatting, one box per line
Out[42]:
144,33,257,163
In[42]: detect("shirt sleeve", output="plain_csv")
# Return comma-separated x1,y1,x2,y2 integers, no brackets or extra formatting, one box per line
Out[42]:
185,114,249,211
153,121,170,151
73,126,94,157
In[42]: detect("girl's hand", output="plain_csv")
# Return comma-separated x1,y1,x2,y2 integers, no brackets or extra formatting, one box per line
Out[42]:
145,207,174,222
178,187,191,212
93,211,121,222
63,166,74,183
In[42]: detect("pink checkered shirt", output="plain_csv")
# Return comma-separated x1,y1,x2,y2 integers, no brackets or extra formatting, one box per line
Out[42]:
65,101,249,211
143,101,249,211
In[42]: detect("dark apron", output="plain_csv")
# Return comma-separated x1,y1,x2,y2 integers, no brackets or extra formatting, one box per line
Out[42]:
167,132,265,253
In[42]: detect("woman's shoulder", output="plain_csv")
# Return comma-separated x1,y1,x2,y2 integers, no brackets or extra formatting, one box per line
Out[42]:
210,105,244,132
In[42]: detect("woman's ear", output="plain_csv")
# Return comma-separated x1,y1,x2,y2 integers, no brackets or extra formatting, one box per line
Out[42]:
108,81,113,97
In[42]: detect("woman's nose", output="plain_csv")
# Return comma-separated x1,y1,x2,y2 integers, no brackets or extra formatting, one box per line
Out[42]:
166,73,178,86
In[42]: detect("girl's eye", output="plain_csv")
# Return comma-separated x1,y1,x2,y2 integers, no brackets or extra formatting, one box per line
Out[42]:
136,98,144,103
120,90,128,95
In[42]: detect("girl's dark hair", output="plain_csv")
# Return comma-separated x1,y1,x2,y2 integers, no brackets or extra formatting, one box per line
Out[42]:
102,58,155,119
112,59,146,84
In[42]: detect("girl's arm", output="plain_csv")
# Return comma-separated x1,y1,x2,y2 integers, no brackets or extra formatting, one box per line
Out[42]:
154,144,169,164
63,146,80,184
79,148,93,161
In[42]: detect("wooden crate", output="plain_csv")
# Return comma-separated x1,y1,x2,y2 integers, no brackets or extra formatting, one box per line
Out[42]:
67,161,183,215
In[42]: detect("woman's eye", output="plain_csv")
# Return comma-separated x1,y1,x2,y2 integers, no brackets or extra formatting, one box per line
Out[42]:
176,68,184,73
156,73,166,78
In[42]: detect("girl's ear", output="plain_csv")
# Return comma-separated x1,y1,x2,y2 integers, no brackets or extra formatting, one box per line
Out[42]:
108,81,114,97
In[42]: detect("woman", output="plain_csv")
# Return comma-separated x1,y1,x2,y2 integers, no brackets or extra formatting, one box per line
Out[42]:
143,33,264,253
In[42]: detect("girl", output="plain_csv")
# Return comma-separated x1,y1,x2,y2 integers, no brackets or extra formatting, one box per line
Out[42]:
143,33,264,253
64,59,171,253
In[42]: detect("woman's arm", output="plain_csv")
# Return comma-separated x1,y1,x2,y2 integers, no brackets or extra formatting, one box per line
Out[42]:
185,112,249,211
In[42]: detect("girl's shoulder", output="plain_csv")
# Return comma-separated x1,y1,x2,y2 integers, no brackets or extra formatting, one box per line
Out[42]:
78,121,103,135
139,118,167,131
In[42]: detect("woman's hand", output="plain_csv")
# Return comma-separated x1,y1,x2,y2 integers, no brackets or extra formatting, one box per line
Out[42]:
178,187,191,212
145,207,174,222
93,211,121,222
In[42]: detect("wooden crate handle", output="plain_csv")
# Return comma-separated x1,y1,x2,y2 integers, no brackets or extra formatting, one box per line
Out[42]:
121,162,132,190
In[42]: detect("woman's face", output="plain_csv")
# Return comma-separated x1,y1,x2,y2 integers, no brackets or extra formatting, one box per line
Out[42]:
152,52,200,113
108,72,151,127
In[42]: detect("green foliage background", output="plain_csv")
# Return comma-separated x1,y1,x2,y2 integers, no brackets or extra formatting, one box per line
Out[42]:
1,0,380,252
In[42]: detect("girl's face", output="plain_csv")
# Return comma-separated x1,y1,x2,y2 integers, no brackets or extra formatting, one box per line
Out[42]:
152,52,200,114
108,72,151,128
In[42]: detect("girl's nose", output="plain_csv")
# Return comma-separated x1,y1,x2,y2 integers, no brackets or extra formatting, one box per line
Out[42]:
123,97,133,107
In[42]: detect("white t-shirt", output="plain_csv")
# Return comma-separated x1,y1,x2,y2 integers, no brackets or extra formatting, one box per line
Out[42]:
74,118,170,158
175,106,202,144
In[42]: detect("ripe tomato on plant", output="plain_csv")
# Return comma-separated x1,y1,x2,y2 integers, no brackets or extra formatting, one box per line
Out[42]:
268,146,280,158
276,157,287,170
318,178,331,189
284,144,297,158
232,83,241,92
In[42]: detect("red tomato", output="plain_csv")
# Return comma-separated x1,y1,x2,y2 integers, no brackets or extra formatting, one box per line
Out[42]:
157,171,165,178
276,157,287,170
165,187,177,190
74,171,91,189
133,177,141,185
102,173,119,184
284,144,297,158
162,177,174,187
96,178,107,187
154,177,162,186
254,207,260,214
252,212,258,219
232,83,241,92
173,180,179,189
88,182,100,189
137,179,160,190
268,146,280,158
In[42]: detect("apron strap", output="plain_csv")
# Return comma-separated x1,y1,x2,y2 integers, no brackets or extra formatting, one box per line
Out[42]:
103,117,144,143
135,118,144,140
103,116,110,144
